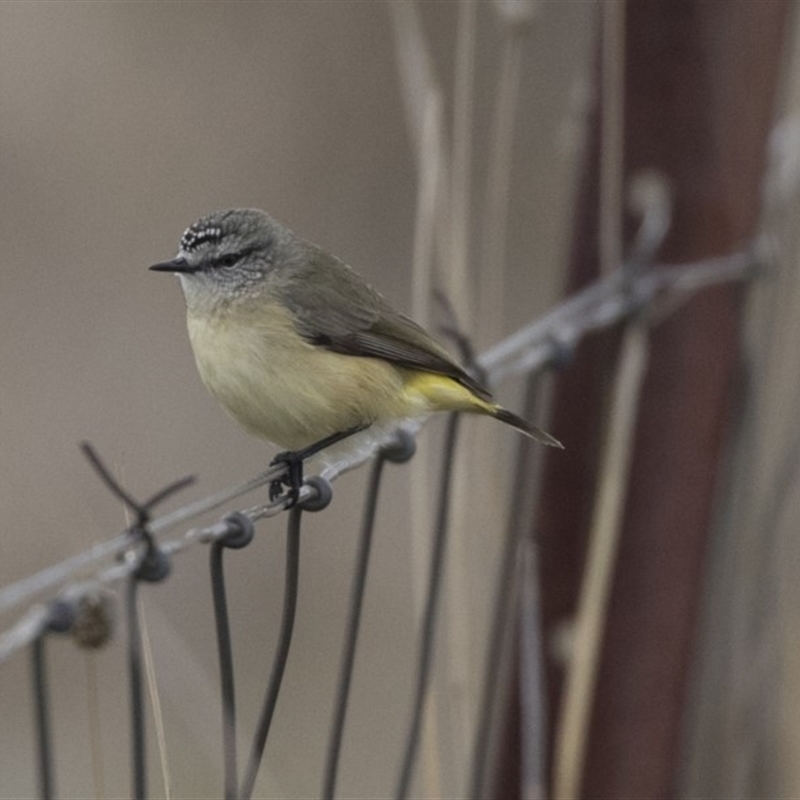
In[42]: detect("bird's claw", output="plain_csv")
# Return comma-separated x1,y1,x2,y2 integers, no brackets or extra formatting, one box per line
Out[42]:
269,451,304,507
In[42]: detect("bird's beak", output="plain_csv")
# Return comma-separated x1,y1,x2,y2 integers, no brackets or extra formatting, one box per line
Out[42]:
149,257,196,274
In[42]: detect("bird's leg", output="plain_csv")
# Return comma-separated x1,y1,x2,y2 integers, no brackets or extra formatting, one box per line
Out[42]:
269,423,370,506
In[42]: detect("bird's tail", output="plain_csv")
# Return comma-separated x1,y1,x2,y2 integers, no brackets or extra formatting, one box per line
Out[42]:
404,371,563,448
491,405,564,449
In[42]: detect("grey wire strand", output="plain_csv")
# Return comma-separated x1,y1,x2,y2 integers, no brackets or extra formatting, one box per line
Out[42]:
0,466,288,621
479,248,760,381
31,637,54,800
395,413,461,800
239,505,304,800
322,454,388,800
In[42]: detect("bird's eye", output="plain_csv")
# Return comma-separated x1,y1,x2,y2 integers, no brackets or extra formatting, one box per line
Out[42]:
216,252,240,269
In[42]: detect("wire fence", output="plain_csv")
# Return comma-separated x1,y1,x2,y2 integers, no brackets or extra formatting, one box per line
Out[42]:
0,236,759,799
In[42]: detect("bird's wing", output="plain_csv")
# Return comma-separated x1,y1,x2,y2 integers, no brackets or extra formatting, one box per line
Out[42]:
277,243,492,401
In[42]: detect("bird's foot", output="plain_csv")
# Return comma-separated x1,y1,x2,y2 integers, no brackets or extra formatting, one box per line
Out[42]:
268,424,371,507
269,451,304,507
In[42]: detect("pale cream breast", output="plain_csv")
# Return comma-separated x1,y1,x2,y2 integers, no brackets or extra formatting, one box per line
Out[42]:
186,301,420,450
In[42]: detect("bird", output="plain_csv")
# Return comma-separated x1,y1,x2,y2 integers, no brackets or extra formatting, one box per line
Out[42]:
150,208,561,502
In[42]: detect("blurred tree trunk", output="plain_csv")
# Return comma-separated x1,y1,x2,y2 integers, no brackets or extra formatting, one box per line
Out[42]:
493,1,790,798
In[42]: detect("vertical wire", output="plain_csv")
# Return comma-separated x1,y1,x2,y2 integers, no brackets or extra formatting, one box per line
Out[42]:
127,577,146,800
210,543,238,800
511,372,555,800
322,454,388,800
85,653,107,799
395,413,461,800
552,323,649,800
239,506,303,800
518,537,548,800
31,636,54,800
468,373,551,799
515,376,555,800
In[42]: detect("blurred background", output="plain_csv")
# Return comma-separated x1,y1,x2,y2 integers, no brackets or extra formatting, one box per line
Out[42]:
0,1,798,798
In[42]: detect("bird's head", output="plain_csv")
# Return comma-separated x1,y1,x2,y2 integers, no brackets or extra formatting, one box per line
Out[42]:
150,208,293,312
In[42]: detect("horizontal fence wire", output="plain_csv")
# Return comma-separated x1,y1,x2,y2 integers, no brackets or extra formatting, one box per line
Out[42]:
0,243,763,668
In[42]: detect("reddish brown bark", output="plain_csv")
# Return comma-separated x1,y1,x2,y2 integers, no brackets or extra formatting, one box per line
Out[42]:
498,2,790,798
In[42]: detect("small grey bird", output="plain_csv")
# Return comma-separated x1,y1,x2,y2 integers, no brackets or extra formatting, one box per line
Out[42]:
151,209,561,499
